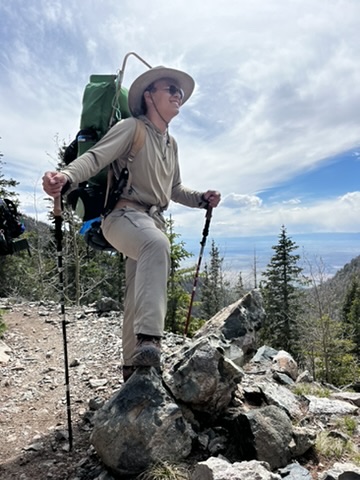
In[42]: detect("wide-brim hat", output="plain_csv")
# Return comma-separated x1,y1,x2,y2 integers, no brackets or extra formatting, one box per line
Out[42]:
128,66,195,117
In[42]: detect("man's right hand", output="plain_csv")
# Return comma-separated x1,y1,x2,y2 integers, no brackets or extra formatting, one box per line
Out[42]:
42,172,69,198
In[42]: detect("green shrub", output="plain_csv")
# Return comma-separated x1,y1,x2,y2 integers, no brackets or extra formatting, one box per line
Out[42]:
335,415,358,436
0,309,7,336
292,382,330,398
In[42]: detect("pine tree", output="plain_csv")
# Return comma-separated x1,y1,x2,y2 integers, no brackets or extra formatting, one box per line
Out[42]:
311,312,359,385
234,272,246,300
0,154,19,199
260,225,304,357
200,240,227,319
0,151,22,301
342,276,360,358
165,216,194,334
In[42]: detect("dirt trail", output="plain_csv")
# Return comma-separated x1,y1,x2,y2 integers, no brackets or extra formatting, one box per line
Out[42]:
0,302,122,480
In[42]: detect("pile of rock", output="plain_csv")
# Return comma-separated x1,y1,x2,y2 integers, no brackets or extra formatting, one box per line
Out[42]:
2,292,360,479
88,290,360,479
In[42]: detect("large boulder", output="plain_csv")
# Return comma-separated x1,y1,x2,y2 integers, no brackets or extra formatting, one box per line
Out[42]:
193,289,266,365
164,335,243,416
225,405,293,470
319,462,360,480
191,457,282,480
90,367,194,477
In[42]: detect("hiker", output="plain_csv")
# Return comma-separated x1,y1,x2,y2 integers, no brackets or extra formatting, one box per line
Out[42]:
42,65,221,381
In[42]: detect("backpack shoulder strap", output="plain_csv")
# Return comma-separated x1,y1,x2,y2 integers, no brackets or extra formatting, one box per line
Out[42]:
128,118,146,162
104,119,146,212
125,118,146,190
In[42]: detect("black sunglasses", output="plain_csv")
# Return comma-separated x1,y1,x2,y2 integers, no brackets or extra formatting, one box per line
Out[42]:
163,85,184,99
149,84,184,100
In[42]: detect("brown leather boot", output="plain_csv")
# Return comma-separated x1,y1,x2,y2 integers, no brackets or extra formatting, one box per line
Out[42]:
132,334,161,367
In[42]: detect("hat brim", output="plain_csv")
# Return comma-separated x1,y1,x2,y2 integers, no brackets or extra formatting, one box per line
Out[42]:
128,66,195,117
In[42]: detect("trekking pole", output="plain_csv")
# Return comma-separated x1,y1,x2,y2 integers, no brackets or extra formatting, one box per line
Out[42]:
53,196,73,450
184,205,213,336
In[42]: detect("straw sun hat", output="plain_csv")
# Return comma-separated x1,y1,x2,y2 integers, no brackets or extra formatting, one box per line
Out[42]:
128,66,195,117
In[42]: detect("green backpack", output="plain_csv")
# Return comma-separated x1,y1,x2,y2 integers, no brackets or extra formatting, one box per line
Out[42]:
78,74,131,153
63,74,145,251
64,74,131,189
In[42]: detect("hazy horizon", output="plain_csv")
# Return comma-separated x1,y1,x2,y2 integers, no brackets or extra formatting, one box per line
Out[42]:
182,231,360,287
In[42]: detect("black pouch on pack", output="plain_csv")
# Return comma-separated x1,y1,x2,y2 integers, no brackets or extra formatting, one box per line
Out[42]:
67,184,107,222
82,219,115,252
0,230,11,255
0,198,30,256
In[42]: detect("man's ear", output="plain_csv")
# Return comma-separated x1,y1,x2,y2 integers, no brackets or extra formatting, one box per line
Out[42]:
144,91,152,104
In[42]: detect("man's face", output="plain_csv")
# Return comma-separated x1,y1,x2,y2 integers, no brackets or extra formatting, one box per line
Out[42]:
148,78,184,119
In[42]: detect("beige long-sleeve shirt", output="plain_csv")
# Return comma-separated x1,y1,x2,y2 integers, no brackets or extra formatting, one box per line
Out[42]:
62,116,206,211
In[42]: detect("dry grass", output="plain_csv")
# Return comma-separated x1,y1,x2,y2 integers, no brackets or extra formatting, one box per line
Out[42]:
315,431,359,462
137,461,190,480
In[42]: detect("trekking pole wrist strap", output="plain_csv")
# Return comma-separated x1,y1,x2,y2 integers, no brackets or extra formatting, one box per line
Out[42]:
200,193,209,208
61,179,72,196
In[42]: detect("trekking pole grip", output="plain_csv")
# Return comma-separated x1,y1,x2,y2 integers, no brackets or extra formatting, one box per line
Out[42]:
201,205,213,244
205,204,213,226
54,196,62,217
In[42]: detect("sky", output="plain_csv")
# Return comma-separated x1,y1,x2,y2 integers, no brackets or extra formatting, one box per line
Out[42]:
1,0,360,280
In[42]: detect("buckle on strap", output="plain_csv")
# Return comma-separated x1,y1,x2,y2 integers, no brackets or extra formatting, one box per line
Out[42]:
114,199,164,219
149,205,161,217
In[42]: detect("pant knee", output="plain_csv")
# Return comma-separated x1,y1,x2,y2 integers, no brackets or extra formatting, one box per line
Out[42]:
142,232,170,258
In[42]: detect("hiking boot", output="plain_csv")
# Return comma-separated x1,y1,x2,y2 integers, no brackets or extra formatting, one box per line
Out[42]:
122,365,136,383
132,334,161,367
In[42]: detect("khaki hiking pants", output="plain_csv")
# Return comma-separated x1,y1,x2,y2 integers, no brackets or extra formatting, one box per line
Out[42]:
102,206,170,365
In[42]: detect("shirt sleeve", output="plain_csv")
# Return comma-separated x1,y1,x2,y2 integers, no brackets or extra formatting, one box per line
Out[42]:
61,118,137,185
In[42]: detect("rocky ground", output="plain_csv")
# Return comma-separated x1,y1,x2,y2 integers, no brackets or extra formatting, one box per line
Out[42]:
0,300,131,480
0,300,344,480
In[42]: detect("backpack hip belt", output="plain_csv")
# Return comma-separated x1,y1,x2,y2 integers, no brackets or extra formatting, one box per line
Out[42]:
114,198,163,217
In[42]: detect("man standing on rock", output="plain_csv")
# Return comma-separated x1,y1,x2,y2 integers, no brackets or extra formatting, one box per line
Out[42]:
42,65,221,381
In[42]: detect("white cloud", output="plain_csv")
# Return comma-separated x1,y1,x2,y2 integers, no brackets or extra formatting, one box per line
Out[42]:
168,190,360,239
221,193,263,209
1,0,360,239
283,198,301,205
